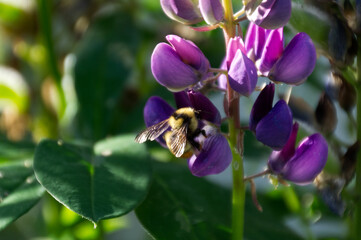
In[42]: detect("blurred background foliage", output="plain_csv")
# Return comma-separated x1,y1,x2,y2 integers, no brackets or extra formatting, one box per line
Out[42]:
0,0,358,239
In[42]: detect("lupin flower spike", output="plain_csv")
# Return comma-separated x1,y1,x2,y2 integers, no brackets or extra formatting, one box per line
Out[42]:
151,35,210,92
245,0,292,29
249,83,293,150
268,122,328,185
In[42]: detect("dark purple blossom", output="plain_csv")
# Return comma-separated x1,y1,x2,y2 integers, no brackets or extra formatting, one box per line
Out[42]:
151,35,210,92
249,83,293,150
268,123,328,185
245,0,292,29
143,91,231,176
160,0,202,24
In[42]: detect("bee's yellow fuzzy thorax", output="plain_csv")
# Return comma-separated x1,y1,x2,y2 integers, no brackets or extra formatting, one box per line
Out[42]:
168,107,198,132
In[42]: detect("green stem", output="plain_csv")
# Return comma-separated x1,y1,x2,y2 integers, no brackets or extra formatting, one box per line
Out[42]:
229,122,245,240
37,0,66,117
354,37,361,240
222,1,245,240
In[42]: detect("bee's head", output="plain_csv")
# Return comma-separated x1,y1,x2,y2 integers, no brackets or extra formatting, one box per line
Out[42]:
194,109,201,119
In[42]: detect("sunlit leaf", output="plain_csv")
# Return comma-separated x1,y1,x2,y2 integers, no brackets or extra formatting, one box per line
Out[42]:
34,135,152,224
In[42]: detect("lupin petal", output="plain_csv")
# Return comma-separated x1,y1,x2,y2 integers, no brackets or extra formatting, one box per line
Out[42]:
160,0,202,24
269,33,316,85
199,0,224,25
228,49,258,96
188,134,232,177
246,0,292,29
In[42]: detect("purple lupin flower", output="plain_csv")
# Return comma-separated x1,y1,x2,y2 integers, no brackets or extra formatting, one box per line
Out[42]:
268,123,328,185
225,37,258,96
143,91,231,177
245,0,292,29
245,24,316,85
160,0,202,24
199,0,224,25
269,32,317,85
188,133,232,177
249,83,293,150
151,35,210,92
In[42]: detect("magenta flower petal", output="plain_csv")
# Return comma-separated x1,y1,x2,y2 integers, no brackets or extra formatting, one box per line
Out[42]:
228,50,258,96
255,100,293,150
281,133,328,185
143,96,174,146
249,83,275,132
160,0,202,24
245,22,267,61
257,28,283,75
188,134,232,177
166,35,210,74
246,0,292,29
269,32,316,85
199,0,224,25
268,122,298,173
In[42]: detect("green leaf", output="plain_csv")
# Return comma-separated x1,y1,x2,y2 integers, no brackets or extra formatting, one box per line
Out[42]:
33,135,152,224
0,160,45,231
74,7,140,141
136,162,302,240
0,139,34,163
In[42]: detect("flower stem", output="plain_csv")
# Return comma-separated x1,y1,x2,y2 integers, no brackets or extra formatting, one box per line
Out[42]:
229,120,245,240
222,1,245,240
354,36,361,240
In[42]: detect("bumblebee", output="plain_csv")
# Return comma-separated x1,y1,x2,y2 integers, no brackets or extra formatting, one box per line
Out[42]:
135,107,204,158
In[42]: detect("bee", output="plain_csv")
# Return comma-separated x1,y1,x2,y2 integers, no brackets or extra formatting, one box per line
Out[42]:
135,107,205,158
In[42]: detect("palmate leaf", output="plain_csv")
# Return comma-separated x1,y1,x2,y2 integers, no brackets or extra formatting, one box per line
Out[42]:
136,162,302,240
33,135,152,224
0,160,45,231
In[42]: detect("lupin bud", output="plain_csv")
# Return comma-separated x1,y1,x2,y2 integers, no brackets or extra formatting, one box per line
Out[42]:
338,77,356,112
315,92,337,135
160,0,202,24
151,35,210,92
199,0,224,25
341,141,360,184
250,83,293,150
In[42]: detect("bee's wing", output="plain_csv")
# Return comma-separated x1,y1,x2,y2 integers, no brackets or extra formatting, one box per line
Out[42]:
168,124,188,158
135,119,169,143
